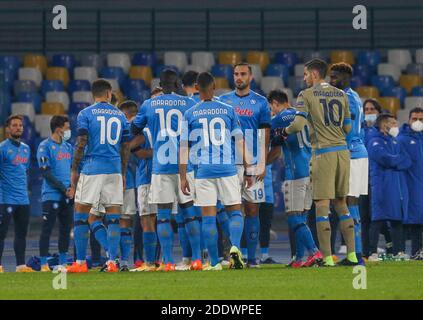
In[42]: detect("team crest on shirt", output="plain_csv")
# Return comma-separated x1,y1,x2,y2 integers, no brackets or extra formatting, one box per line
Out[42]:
393,141,397,144
240,101,244,106
372,142,379,146
6,207,12,214
411,140,416,145
7,149,12,154
23,148,28,153
53,202,59,210
52,145,56,150
250,99,256,105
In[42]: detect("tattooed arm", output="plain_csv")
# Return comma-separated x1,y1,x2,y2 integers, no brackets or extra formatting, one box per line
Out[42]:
120,141,131,190
70,134,88,190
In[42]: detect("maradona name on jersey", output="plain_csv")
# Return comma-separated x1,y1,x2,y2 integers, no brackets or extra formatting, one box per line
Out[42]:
192,108,228,117
151,99,187,107
91,108,123,116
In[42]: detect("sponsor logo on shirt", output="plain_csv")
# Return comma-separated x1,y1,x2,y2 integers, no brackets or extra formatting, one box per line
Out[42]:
56,152,71,161
12,155,28,165
234,106,254,117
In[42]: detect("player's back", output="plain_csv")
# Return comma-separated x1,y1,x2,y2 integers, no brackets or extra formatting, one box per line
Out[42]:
136,128,153,186
345,88,367,159
297,82,350,151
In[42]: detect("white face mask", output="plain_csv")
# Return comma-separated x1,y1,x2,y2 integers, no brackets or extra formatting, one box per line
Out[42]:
63,130,71,141
388,126,399,138
365,114,377,123
411,120,423,132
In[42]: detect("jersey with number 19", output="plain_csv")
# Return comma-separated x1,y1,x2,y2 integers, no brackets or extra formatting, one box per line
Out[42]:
75,102,130,206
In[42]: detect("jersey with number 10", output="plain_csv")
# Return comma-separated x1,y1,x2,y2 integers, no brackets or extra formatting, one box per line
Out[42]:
77,102,130,175
132,93,196,175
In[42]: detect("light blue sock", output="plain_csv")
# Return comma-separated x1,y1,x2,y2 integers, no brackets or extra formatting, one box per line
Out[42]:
143,232,157,264
202,216,219,266
349,205,362,256
245,215,260,263
73,213,89,262
40,256,48,266
229,210,243,248
59,252,67,265
105,214,120,261
217,210,231,239
175,211,191,258
288,215,305,260
120,227,132,265
181,205,201,261
90,220,109,254
299,213,318,255
157,208,174,264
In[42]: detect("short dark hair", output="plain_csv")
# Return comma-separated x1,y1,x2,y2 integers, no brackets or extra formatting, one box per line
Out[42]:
234,62,252,74
119,100,138,114
267,90,289,104
111,92,118,106
50,115,69,133
182,71,199,87
330,62,353,77
305,58,328,78
363,98,382,114
196,72,214,91
376,113,395,128
5,114,23,127
160,69,179,92
91,79,112,98
409,107,423,119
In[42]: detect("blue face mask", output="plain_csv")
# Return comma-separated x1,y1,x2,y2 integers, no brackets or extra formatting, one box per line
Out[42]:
365,114,377,123
63,130,71,141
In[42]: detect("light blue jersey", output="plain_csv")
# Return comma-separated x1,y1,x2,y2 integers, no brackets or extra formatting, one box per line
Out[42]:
135,129,153,187
271,108,311,181
182,99,243,179
77,102,130,175
345,88,368,159
264,164,274,203
132,93,196,175
0,139,30,205
37,138,73,201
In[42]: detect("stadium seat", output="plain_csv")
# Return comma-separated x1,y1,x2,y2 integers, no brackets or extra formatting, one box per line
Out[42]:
303,51,328,62
107,53,131,74
11,102,35,122
74,66,98,84
18,67,42,87
250,64,263,85
214,88,231,96
69,102,89,115
0,68,17,91
353,64,372,83
214,77,230,89
0,55,20,74
100,67,126,87
35,115,53,138
128,89,150,104
41,102,65,115
16,92,42,114
184,65,207,73
191,52,215,71
41,80,65,96
405,96,423,109
46,91,70,111
164,51,188,73
68,80,91,95
294,64,305,77
330,50,355,65
250,79,259,90
396,109,409,125
72,91,93,104
21,116,36,147
14,80,37,96
132,52,157,67
399,74,423,94
247,51,270,71
382,86,407,107
154,65,179,77
406,64,423,77
371,75,395,93
123,79,147,96
211,64,233,84
218,51,242,66
377,63,402,82
411,86,423,97
23,54,47,75
103,78,120,92
150,78,160,90
52,54,77,73
378,97,400,116
46,67,70,88
265,64,289,86
80,53,104,70
356,86,380,98
388,49,412,71
357,51,381,69
281,88,294,104
128,66,153,86
261,77,284,95
273,52,298,74
0,92,11,124
290,76,307,96
416,49,423,64
351,76,367,89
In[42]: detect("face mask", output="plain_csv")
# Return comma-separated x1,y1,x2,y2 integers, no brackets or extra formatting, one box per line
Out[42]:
411,120,423,132
388,126,399,138
365,114,377,123
63,130,71,141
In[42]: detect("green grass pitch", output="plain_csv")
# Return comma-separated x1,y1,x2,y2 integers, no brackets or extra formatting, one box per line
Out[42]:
0,262,422,300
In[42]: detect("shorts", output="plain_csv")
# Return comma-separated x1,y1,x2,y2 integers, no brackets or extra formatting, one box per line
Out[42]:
90,202,106,217
311,149,350,200
75,173,123,207
282,177,312,213
194,174,242,207
348,158,369,197
237,166,265,203
121,188,137,218
150,172,195,205
137,184,158,216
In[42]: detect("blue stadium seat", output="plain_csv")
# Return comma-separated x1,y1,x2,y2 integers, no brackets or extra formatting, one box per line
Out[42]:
154,65,179,78
0,55,20,74
100,66,126,87
52,54,77,73
290,76,307,96
0,91,11,124
265,64,290,86
68,113,78,137
250,79,258,90
211,64,233,86
273,52,298,74
357,51,381,72
14,80,37,96
128,89,150,105
68,80,91,95
16,91,42,114
132,52,157,67
69,102,90,115
41,80,65,96
382,86,407,107
351,75,367,89
123,79,147,95
254,88,266,97
411,86,423,97
353,64,372,83
80,53,104,70
21,115,36,147
0,68,17,91
406,64,423,77
371,75,395,93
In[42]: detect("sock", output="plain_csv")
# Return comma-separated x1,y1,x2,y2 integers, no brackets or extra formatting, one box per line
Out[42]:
300,213,318,254
157,208,174,264
175,211,192,259
59,253,67,265
105,214,121,261
90,220,109,254
316,206,332,258
287,215,305,260
335,203,357,262
40,256,48,266
143,232,157,264
349,205,362,259
217,210,231,239
120,227,132,265
202,216,219,266
229,210,244,248
73,213,89,262
181,205,201,261
245,215,259,263
261,247,269,260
